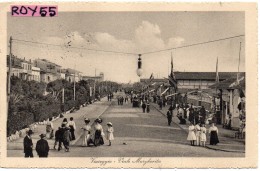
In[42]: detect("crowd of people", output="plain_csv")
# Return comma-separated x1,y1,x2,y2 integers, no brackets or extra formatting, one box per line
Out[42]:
187,122,219,147
23,116,115,158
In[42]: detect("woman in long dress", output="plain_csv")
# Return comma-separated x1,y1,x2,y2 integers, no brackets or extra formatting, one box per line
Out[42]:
187,122,196,146
200,124,207,147
93,118,104,146
81,118,91,147
209,123,219,145
46,117,54,139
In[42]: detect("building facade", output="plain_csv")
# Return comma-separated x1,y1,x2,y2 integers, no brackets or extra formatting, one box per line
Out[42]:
30,66,41,82
34,59,61,83
62,68,83,83
82,72,104,82
7,55,33,81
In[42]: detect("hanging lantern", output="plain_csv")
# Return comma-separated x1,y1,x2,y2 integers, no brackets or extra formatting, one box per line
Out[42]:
136,54,143,77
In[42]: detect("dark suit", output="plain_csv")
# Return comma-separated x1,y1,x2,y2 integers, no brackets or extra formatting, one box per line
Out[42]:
23,135,33,157
36,139,49,157
167,111,173,126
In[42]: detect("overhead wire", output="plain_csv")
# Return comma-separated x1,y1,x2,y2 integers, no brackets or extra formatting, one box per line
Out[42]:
12,34,244,56
140,34,245,55
12,38,138,56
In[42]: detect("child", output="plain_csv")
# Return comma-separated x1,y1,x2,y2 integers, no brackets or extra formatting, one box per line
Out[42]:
106,122,114,146
195,122,201,146
200,124,207,147
187,122,196,146
81,118,92,147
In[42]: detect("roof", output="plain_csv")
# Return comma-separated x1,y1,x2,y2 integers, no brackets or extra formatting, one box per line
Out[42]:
209,76,245,90
141,72,245,82
174,72,244,80
64,68,82,74
35,59,61,67
82,76,102,79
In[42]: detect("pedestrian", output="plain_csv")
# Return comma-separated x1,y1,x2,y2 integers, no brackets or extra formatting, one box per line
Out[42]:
125,96,128,104
195,122,201,146
159,99,163,110
54,127,62,150
46,117,54,139
81,118,92,147
177,107,186,124
93,118,105,146
117,97,120,105
146,101,150,113
36,134,49,157
166,110,173,126
187,122,196,146
168,103,175,115
199,106,206,124
141,101,146,113
63,127,72,152
120,97,124,105
194,108,199,124
189,105,195,123
68,117,76,140
200,123,207,147
209,123,219,145
58,125,66,151
106,122,114,146
23,129,34,158
62,118,68,127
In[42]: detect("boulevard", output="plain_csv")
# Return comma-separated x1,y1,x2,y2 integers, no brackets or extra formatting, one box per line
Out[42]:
7,92,244,157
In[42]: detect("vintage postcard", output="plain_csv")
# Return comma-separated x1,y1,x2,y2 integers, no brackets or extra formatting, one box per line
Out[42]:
0,2,257,168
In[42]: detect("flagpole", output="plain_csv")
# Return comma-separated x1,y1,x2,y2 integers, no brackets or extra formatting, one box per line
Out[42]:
237,42,242,83
215,57,219,94
73,65,76,101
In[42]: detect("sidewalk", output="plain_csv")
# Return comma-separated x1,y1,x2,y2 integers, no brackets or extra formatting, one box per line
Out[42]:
7,97,111,151
150,102,245,153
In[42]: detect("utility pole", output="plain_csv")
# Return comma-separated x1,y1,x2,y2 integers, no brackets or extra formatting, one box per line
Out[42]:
73,67,76,101
7,36,12,102
93,79,96,99
62,88,64,104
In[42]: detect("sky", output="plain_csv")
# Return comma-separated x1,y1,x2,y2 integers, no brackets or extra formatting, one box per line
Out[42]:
7,12,245,83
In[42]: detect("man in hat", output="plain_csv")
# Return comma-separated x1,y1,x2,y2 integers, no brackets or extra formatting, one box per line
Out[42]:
167,110,173,126
36,134,49,157
23,129,34,158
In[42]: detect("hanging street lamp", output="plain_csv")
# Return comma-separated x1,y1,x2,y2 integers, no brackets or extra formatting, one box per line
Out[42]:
136,54,143,77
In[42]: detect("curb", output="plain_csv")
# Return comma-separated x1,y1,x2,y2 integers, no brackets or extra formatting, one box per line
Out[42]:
71,100,113,146
151,103,245,153
205,145,245,153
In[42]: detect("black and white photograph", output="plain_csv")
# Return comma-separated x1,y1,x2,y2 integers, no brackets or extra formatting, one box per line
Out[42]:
0,2,258,168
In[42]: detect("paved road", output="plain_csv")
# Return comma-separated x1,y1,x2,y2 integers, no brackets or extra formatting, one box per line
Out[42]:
7,93,244,157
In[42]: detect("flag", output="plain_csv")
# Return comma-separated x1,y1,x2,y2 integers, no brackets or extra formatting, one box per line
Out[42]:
168,52,177,90
161,87,169,95
149,73,154,81
216,57,219,84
